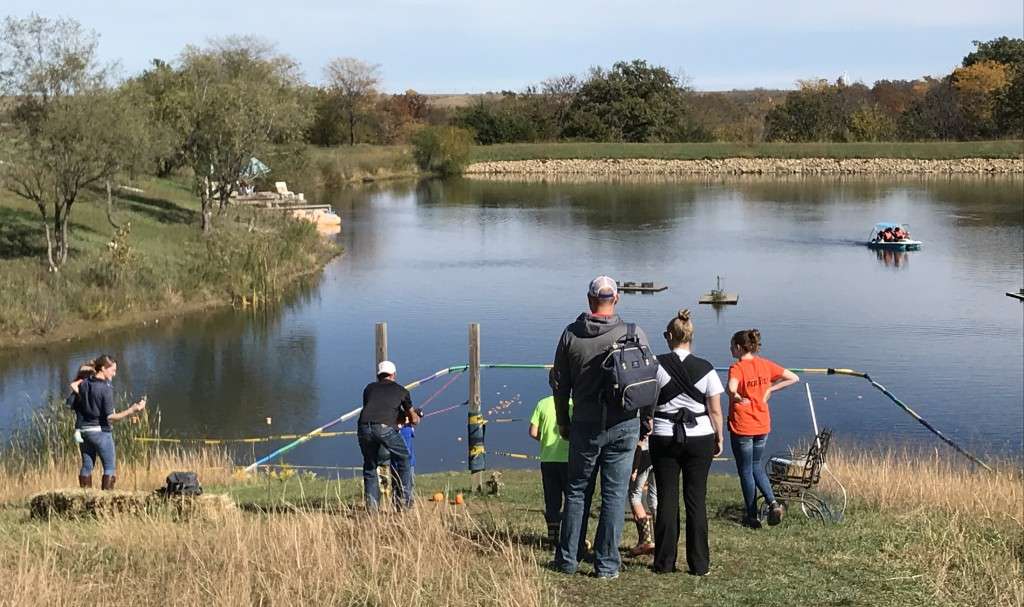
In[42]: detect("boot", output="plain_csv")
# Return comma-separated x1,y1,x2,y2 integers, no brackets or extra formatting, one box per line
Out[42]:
78,475,92,489
629,517,655,556
546,521,560,546
101,474,116,491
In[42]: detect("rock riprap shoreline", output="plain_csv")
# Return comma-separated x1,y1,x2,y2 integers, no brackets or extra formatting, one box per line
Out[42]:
464,157,1024,175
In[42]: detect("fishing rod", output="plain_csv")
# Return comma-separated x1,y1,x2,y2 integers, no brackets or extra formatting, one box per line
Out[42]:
244,362,991,474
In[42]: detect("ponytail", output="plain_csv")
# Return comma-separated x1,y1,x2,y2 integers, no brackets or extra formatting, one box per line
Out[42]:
731,329,761,354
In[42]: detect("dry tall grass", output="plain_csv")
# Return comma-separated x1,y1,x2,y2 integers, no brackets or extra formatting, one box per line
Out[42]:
830,448,1023,607
0,448,235,503
1,500,545,607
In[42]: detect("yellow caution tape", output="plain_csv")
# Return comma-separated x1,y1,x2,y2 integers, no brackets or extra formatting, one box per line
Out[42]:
134,431,356,445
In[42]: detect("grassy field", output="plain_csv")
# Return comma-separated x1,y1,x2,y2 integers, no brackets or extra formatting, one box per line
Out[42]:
1,444,1017,607
0,176,338,348
467,140,1024,162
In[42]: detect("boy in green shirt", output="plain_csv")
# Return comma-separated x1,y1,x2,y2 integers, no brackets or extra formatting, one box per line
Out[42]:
530,395,569,544
531,395,595,548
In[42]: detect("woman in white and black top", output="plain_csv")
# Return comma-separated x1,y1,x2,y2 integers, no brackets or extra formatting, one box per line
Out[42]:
644,309,724,576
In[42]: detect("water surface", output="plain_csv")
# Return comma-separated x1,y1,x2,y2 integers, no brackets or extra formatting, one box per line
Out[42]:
2,175,1021,473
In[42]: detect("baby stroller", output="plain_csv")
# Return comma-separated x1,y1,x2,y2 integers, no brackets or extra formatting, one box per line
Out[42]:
757,428,843,523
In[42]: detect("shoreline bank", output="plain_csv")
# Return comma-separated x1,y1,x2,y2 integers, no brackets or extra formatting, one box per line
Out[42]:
0,256,339,352
465,157,1024,176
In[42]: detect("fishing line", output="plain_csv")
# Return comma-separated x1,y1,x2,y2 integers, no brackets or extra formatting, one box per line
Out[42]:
243,362,990,474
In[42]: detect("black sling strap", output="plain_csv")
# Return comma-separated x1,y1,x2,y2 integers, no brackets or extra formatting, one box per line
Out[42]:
655,353,710,413
654,353,712,444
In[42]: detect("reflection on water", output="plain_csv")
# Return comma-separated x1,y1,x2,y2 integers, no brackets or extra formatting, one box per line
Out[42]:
1,175,1021,472
874,248,911,269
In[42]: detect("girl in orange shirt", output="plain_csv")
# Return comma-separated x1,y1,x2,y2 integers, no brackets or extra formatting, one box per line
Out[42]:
727,330,799,528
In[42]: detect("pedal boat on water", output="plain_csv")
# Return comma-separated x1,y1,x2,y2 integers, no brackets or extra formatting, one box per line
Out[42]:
866,222,922,251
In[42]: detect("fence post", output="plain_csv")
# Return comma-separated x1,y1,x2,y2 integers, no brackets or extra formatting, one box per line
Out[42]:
375,322,388,370
374,322,391,507
467,323,485,492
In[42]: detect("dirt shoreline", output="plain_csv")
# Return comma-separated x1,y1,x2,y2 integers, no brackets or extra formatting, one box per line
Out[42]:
465,157,1024,175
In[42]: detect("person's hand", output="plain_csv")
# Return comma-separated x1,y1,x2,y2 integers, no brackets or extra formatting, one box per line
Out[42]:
133,397,147,413
714,435,723,457
558,424,569,440
70,379,82,394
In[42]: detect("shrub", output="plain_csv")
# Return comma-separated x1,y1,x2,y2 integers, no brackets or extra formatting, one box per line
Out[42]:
410,126,473,176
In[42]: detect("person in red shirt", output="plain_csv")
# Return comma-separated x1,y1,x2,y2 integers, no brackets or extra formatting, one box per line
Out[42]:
727,330,799,528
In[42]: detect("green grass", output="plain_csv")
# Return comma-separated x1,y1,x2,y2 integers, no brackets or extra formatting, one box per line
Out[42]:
0,175,338,347
468,140,1024,162
303,144,420,187
212,468,978,607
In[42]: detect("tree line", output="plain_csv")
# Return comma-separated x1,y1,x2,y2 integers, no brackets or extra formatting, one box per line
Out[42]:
1,13,1021,270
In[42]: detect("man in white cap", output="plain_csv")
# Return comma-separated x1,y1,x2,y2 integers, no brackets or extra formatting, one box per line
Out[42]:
550,275,651,579
358,361,420,511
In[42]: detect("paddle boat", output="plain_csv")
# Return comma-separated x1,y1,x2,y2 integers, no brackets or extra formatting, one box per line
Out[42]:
866,222,922,251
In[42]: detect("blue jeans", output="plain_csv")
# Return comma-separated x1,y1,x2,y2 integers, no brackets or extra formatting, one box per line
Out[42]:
731,433,776,521
358,423,413,511
80,431,116,476
555,417,639,576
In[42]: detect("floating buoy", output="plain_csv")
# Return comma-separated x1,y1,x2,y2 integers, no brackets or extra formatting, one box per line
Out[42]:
454,493,464,505
432,492,445,502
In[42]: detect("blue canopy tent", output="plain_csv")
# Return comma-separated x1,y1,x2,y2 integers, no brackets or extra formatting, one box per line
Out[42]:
241,157,271,180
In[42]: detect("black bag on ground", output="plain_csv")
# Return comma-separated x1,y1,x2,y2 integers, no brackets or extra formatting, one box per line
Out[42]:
157,471,203,497
600,323,660,411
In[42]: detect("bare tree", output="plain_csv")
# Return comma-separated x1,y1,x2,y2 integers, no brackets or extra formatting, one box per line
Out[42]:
323,57,381,145
540,74,580,134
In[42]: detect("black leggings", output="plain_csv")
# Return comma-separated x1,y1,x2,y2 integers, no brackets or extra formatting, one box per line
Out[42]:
650,433,716,574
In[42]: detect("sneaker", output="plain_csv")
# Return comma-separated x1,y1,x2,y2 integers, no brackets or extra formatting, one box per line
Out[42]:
767,502,785,526
628,542,655,557
595,571,620,580
688,569,711,577
742,516,762,529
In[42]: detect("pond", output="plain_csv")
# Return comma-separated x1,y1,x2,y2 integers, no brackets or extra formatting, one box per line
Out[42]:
1,175,1021,473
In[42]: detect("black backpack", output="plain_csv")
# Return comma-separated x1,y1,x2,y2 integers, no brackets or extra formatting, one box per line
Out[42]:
600,323,661,411
157,471,203,497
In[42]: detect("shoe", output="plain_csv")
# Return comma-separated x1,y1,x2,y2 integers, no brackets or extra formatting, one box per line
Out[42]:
101,474,116,491
595,571,620,580
78,475,92,489
628,542,655,557
688,569,711,577
767,501,785,526
742,516,762,529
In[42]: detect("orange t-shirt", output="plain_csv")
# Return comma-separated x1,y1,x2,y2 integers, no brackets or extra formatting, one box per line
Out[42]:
728,356,786,436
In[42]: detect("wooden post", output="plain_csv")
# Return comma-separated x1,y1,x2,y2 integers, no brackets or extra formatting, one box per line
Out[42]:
375,322,388,369
468,323,484,492
374,322,390,507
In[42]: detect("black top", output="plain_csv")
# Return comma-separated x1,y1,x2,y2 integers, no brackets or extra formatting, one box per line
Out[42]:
359,379,413,425
78,376,116,432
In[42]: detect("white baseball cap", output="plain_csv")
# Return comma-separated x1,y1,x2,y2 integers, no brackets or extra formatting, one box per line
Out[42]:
588,275,618,299
377,360,397,376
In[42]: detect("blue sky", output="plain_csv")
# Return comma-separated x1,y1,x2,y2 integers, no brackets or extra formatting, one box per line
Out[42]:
5,1,1022,92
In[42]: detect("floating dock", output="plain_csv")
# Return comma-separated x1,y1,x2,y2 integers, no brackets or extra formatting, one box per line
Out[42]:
699,276,738,305
617,281,668,294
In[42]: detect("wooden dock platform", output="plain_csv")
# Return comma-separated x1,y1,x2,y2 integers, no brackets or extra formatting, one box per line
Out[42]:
699,293,739,305
617,281,668,294
698,275,738,305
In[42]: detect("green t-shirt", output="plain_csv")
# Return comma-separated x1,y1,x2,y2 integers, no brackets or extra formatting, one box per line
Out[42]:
530,396,572,463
